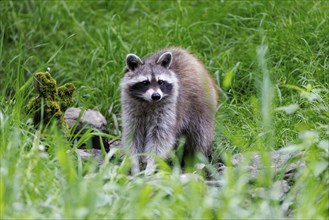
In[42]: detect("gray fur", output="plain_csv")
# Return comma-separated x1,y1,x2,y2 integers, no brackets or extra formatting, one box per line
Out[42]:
120,48,218,174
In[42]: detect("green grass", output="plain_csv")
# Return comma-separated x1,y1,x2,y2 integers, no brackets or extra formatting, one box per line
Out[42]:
1,0,328,219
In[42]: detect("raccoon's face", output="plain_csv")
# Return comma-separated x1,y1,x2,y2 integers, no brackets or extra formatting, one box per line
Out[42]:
121,51,178,103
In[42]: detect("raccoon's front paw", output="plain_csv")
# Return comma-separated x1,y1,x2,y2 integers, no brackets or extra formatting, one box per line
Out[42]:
144,159,156,176
131,156,140,175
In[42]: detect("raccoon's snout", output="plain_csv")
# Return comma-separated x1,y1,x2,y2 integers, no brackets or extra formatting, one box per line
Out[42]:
151,92,161,101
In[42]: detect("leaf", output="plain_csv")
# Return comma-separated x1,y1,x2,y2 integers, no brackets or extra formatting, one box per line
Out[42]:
275,104,299,114
223,69,234,89
279,144,304,152
298,130,319,145
318,140,329,151
223,62,240,89
300,91,322,102
313,160,329,177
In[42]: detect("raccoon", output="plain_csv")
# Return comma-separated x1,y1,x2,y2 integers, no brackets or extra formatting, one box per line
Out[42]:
120,48,218,174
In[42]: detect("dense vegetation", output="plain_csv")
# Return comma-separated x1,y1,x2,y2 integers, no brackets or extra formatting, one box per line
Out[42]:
1,0,328,219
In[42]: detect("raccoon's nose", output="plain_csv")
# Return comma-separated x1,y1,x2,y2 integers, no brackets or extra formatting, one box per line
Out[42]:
151,92,161,101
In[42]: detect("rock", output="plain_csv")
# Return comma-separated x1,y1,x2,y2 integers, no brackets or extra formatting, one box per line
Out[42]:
203,151,305,188
108,139,122,150
251,180,290,200
65,107,107,131
205,180,224,187
180,173,203,184
65,107,110,151
230,151,305,179
76,148,104,164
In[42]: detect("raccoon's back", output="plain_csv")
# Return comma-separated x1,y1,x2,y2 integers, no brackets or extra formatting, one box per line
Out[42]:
153,48,218,129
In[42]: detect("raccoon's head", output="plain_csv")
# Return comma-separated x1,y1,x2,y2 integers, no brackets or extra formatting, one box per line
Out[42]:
121,51,178,103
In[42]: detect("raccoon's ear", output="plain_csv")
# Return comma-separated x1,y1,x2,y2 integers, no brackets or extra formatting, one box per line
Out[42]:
156,52,172,69
126,54,144,71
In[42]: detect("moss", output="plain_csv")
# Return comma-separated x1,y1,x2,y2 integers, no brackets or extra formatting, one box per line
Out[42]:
26,71,76,127
26,96,39,113
58,83,76,111
34,72,58,99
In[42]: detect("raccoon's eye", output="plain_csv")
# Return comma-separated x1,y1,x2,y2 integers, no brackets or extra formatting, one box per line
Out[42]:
142,80,150,85
158,80,163,85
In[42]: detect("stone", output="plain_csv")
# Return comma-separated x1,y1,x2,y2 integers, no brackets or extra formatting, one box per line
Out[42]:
64,107,110,151
230,151,305,178
65,107,107,131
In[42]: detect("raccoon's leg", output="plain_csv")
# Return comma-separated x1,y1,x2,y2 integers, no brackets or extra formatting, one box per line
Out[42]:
144,140,158,175
144,157,156,176
122,122,145,175
144,119,177,175
183,118,214,163
131,149,140,174
130,132,146,174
